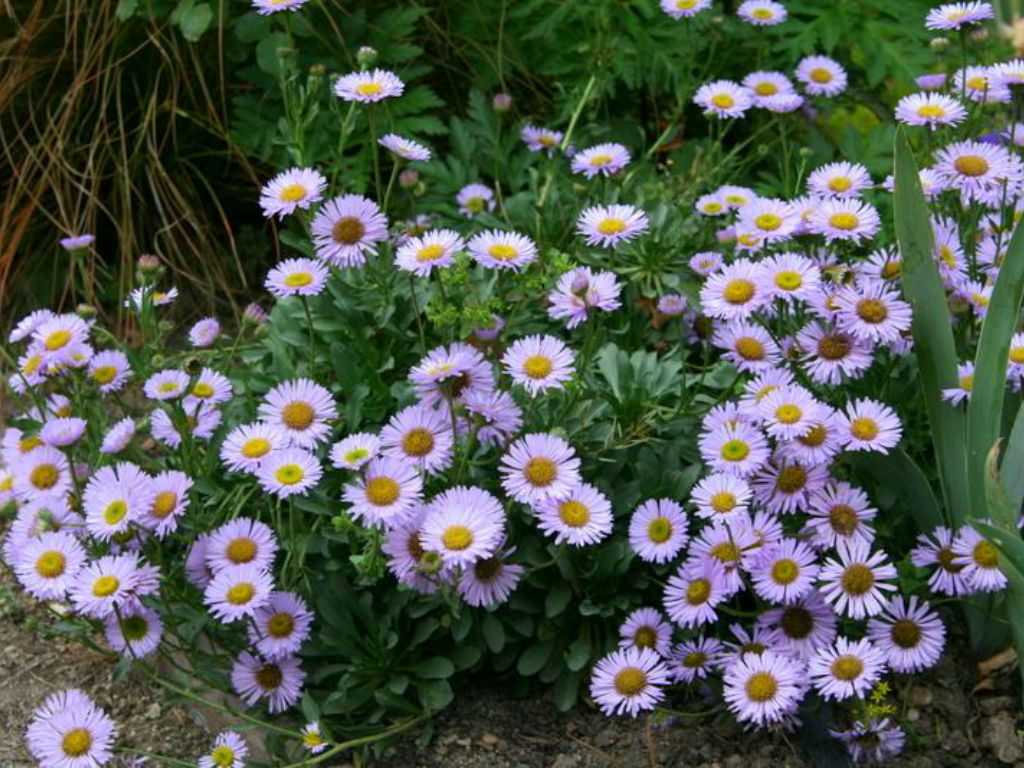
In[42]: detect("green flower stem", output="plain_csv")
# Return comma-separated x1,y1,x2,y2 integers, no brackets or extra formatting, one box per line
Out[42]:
368,106,383,202
407,274,427,353
280,714,429,768
300,296,318,371
382,159,400,213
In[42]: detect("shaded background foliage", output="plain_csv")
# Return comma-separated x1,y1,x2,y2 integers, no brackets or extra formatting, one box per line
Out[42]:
0,0,938,333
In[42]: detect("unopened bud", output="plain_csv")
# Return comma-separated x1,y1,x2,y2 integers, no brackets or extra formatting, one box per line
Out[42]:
930,37,950,51
75,304,97,320
493,93,512,112
138,254,161,275
399,169,419,189
357,46,378,69
418,550,444,576
244,303,269,325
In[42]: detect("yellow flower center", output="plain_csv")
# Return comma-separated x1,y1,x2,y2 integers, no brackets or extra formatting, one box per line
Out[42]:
192,382,215,399
647,517,673,543
62,728,93,757
831,655,864,681
745,671,778,702
850,417,880,441
891,619,922,649
35,550,66,578
829,212,860,231
738,233,760,247
781,607,813,638
828,176,853,193
774,270,802,291
711,93,735,109
881,260,902,279
710,541,741,564
268,612,296,638
677,0,697,8
720,439,750,462
710,491,737,514
226,582,256,605
818,334,851,360
954,155,989,177
92,575,120,598
442,524,474,551
211,746,237,768
613,667,647,696
523,355,554,380
723,279,755,304
281,401,315,430
959,374,974,391
597,217,627,235
104,500,128,526
589,153,613,167
856,298,888,324
840,563,875,596
30,464,59,490
973,540,999,568
227,537,258,564
917,104,947,119
735,337,765,360
775,404,802,425
0,474,12,492
152,491,178,519
776,465,807,493
355,82,383,97
304,732,326,749
242,437,272,459
366,476,401,506
634,626,658,649
467,197,486,213
22,354,43,375
44,329,72,351
524,457,557,487
558,500,590,528
752,7,774,19
158,381,179,394
771,558,800,585
702,202,724,214
256,664,283,690
966,75,988,91
416,244,446,263
754,213,782,231
829,504,859,535
809,67,833,84
279,183,308,202
20,436,43,452
284,271,314,287
401,427,435,457
488,244,521,263
332,216,366,245
1010,347,1024,365
92,365,118,384
275,464,305,485
686,578,711,605
754,82,778,96
343,448,369,464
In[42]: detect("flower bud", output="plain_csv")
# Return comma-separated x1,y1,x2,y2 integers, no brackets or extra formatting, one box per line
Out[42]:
357,46,378,69
418,550,444,576
399,169,419,189
75,303,97,320
493,92,512,112
929,37,950,51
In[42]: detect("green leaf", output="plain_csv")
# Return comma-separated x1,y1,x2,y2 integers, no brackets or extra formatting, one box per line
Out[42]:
177,2,213,42
986,440,1018,530
545,583,572,618
553,670,582,712
414,657,454,680
516,641,554,677
1004,403,1024,512
115,0,138,20
893,127,968,524
969,218,1024,521
565,638,591,672
256,33,290,76
847,448,943,532
482,614,505,654
416,679,454,711
451,644,482,671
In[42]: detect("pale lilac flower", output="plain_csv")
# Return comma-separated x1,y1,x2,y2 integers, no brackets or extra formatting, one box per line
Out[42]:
502,335,574,395
867,596,946,673
839,398,903,453
895,93,968,129
737,0,787,25
334,69,404,103
535,482,613,547
189,317,220,348
547,267,622,328
420,486,506,566
500,433,581,505
589,647,671,717
311,194,389,267
378,133,431,161
231,652,305,714
818,538,898,619
342,456,424,528
468,229,538,270
723,651,804,727
952,526,1008,592
456,183,495,217
576,204,649,248
796,55,848,97
571,143,631,178
925,2,994,30
628,499,689,563
809,637,887,701
520,124,563,153
265,258,329,298
259,167,326,219
395,229,464,277
911,526,972,596
693,80,754,118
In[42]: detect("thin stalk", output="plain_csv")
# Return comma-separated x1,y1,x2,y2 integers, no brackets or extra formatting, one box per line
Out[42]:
367,106,382,201
279,715,429,768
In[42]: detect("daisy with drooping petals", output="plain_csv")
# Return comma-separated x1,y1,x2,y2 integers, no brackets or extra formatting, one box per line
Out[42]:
334,69,404,103
379,404,454,475
818,538,898,619
464,390,523,447
204,563,274,623
409,342,495,406
698,421,771,478
265,258,329,298
420,486,506,566
100,417,136,455
220,422,286,474
199,731,248,768
459,547,524,607
468,229,538,271
456,183,495,217
693,80,754,118
521,124,563,153
535,482,614,547
311,194,389,267
737,0,787,25
343,456,424,528
144,369,190,401
576,204,649,249
839,398,903,453
831,720,906,765
104,603,163,658
395,229,464,277
657,294,688,316
752,539,820,604
259,448,323,499
231,652,305,714
806,481,877,549
142,470,192,538
925,1,994,29
700,259,768,320
547,266,622,329
40,417,86,448
25,695,117,768
952,526,1008,592
809,637,887,701
834,281,912,345
258,378,336,448
628,499,689,563
259,167,326,219
589,647,671,717
723,651,804,727
378,133,431,161
249,591,314,660
14,531,86,601
911,526,971,596
500,433,581,505
660,0,712,18
895,93,967,130
868,596,946,673
619,607,673,657
796,55,848,97
502,335,574,395
87,349,131,393
207,518,279,573
571,142,631,178
663,558,730,628
9,308,55,343
758,591,838,661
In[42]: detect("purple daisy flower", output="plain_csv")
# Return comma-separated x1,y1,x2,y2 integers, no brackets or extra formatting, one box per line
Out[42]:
87,349,131,393
394,229,464,277
329,432,381,470
797,322,874,385
576,204,649,249
499,433,581,505
383,507,445,594
867,596,946,673
751,538,820,604
409,342,496,406
571,142,631,178
712,321,782,373
25,694,117,767
502,335,574,396
378,133,431,161
199,731,248,768
141,470,192,538
925,1,993,29
694,80,754,118
231,652,305,714
691,472,752,521
535,481,614,547
468,229,538,271
589,647,671,717
189,317,221,348
628,498,689,563
311,194,389,267
265,258,329,298
333,69,404,103
737,0,787,25
249,591,314,660
796,55,848,97
952,526,1008,592
818,538,898,619
258,378,337,448
661,0,712,17
207,518,279,573
619,607,673,657
379,403,454,475
758,590,838,661
342,455,424,528
420,486,506,566
70,553,156,619
258,448,323,499
896,92,968,130
456,183,495,217
664,558,730,628
700,259,769,320
831,719,906,764
547,266,622,329
104,603,163,658
220,422,287,474
144,369,190,401
14,530,87,601
82,462,155,542
520,124,563,153
723,651,804,727
809,637,887,701
839,398,903,453
463,390,523,448
668,636,722,683
457,546,524,608
805,481,877,549
204,563,274,623
259,167,326,219
698,421,771,478
911,526,971,596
